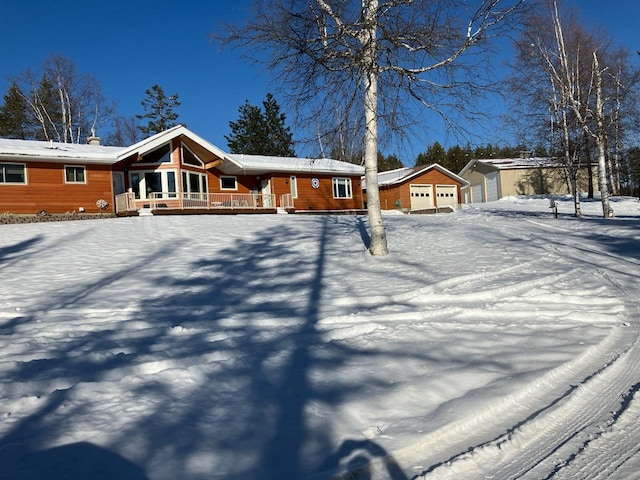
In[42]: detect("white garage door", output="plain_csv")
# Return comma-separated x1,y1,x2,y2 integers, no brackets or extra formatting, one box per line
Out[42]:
486,172,499,202
471,184,483,204
410,184,433,210
435,185,458,208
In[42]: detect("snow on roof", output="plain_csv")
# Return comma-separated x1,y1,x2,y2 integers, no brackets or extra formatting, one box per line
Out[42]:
0,138,125,164
225,154,365,176
362,164,469,190
474,157,560,170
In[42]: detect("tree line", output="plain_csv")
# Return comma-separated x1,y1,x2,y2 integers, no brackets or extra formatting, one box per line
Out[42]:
0,55,182,146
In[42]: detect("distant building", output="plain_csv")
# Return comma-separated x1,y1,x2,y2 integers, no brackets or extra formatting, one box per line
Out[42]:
459,157,597,203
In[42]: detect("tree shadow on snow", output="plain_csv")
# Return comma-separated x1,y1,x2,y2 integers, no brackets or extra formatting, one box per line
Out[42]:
0,215,440,479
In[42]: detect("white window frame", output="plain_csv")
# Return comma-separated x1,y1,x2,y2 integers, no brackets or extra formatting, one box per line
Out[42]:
290,176,298,198
129,169,178,200
182,170,208,194
332,177,352,199
0,162,27,185
64,165,86,184
220,176,237,191
181,142,204,167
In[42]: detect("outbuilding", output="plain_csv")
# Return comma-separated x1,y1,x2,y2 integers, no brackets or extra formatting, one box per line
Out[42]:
368,164,469,212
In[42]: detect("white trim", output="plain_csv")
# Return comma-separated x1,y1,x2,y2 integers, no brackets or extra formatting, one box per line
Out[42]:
332,177,353,199
135,143,173,166
220,175,238,191
181,142,204,167
64,165,87,184
0,162,27,185
290,175,298,198
129,169,178,200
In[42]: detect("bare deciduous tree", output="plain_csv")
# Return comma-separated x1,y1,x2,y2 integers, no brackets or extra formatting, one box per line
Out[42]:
13,55,113,144
218,0,527,256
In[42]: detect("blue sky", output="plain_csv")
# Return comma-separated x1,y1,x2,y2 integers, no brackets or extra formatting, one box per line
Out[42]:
1,0,638,161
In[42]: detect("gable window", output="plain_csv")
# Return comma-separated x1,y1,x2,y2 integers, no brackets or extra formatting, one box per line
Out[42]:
181,144,203,167
332,177,352,199
65,165,86,184
140,144,172,164
0,163,26,184
220,176,237,190
290,176,298,198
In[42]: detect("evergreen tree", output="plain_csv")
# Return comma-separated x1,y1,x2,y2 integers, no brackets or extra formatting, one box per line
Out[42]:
261,93,295,156
415,141,446,166
225,93,295,156
377,152,403,172
0,82,33,139
136,84,181,136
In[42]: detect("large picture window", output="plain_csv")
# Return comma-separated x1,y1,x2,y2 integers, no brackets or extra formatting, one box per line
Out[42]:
129,170,177,199
332,177,352,199
0,163,26,184
182,171,207,194
65,166,86,184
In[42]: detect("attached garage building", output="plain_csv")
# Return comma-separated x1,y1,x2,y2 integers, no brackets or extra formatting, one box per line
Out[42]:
370,164,468,212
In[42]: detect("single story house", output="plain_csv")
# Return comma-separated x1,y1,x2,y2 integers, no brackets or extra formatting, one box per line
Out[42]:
458,157,597,204
0,125,365,216
365,164,469,212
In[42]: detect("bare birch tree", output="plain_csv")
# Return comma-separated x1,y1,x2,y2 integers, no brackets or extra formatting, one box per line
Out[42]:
218,0,527,256
12,55,113,144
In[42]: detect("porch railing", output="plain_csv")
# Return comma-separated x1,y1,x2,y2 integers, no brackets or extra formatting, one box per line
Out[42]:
115,192,137,214
148,192,279,210
115,191,293,214
280,193,294,209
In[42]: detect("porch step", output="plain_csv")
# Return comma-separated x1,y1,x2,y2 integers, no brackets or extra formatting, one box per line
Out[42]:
138,207,153,217
276,207,289,214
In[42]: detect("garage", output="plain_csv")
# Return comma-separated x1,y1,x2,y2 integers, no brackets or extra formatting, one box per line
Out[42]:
436,184,458,208
410,184,434,210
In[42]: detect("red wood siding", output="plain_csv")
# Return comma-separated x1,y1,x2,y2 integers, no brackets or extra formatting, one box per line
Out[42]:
0,162,114,214
277,174,363,210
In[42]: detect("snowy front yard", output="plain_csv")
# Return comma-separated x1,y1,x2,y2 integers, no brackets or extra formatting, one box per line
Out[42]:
1,196,639,479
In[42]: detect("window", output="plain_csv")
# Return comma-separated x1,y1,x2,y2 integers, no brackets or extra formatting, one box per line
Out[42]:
182,171,207,194
220,176,237,190
0,163,26,184
332,177,352,199
140,144,172,164
181,144,203,166
290,176,298,198
129,170,177,199
65,166,86,183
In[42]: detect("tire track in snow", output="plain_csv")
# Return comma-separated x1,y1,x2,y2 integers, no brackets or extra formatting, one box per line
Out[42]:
404,219,640,479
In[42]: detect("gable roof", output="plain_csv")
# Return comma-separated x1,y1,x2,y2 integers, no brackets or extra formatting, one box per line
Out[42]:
115,125,234,165
363,163,469,190
224,154,364,176
0,138,125,164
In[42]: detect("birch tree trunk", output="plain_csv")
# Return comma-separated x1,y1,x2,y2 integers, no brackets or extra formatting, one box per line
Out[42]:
593,52,614,217
361,0,388,256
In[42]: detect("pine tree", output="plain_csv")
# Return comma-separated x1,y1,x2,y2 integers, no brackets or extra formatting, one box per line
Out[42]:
0,82,33,139
136,84,181,136
415,142,446,166
261,93,295,156
225,93,295,156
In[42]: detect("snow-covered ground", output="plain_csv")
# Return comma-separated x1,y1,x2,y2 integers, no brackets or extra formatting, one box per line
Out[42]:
1,195,639,480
